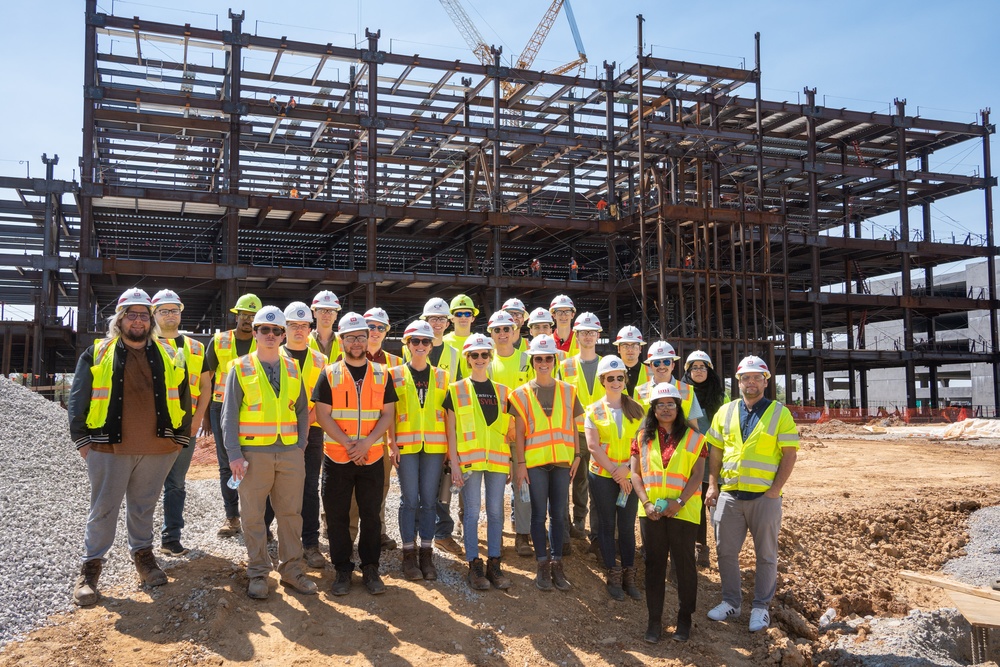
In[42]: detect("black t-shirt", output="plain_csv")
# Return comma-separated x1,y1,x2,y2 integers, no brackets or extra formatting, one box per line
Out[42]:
625,362,643,397
442,378,514,426
204,334,254,373
428,345,443,367
407,363,431,407
311,362,398,405
282,346,309,369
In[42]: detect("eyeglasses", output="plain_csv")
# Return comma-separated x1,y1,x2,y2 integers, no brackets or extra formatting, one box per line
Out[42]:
367,324,387,332
156,308,180,316
654,402,678,410
491,326,513,333
576,330,599,336
123,312,150,321
286,322,311,330
650,359,673,367
409,337,433,347
617,343,640,350
552,309,573,316
452,311,474,318
342,334,368,344
532,355,555,363
689,364,708,372
604,374,626,383
236,312,255,320
739,374,765,383
255,326,284,336
467,351,491,360
426,316,449,324
529,325,552,333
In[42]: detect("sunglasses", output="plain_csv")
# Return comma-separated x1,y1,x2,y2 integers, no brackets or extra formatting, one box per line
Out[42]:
467,351,491,360
342,334,368,344
491,326,514,333
452,311,474,318
123,312,150,321
409,338,433,347
532,355,555,363
255,325,284,336
604,374,626,383
368,324,387,332
650,359,673,367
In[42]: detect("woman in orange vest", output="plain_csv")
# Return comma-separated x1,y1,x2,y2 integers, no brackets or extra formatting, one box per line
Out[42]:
630,383,707,644
512,335,584,593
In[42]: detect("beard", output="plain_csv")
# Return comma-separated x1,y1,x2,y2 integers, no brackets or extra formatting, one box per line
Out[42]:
344,346,367,362
123,327,149,344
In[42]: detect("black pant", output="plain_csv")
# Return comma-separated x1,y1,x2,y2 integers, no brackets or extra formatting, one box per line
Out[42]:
697,481,709,546
322,455,384,572
210,402,239,518
263,425,325,547
641,516,698,626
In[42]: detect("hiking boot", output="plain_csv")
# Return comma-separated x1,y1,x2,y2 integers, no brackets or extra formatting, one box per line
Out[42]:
380,534,397,551
467,558,490,590
622,566,642,600
133,548,168,587
362,565,386,595
515,533,533,557
217,516,241,538
159,540,189,556
73,559,102,607
330,570,352,596
434,535,462,555
696,543,710,568
486,557,512,590
401,548,423,580
419,547,438,581
247,576,269,599
535,560,554,591
303,546,327,569
550,559,571,591
280,572,318,595
606,566,625,601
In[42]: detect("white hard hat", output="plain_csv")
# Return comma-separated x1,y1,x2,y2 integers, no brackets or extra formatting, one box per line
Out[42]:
645,340,681,363
685,350,713,371
116,288,152,313
527,334,558,356
253,305,287,329
597,355,626,376
363,307,390,326
150,289,183,311
421,297,450,319
549,294,575,311
311,290,342,311
527,307,554,326
337,311,369,335
462,333,494,354
402,320,434,341
487,310,517,330
649,382,682,402
736,355,771,380
501,297,527,314
614,325,644,346
573,312,602,332
283,301,313,324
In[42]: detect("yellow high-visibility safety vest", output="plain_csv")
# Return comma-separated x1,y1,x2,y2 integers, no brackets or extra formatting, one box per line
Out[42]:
706,400,799,494
389,364,449,455
442,332,471,378
211,330,256,403
404,343,461,382
161,335,205,412
282,346,327,426
308,331,341,363
560,356,606,432
234,352,301,446
510,381,577,467
449,378,513,474
636,378,696,420
637,428,705,524
586,399,642,478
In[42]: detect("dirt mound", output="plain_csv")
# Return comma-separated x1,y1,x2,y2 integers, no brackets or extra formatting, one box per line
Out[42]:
800,420,871,436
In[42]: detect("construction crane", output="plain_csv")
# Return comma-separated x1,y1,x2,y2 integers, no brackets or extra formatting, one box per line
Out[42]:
437,0,492,67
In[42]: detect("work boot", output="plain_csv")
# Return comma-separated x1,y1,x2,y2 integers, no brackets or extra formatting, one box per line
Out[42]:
467,558,490,590
606,566,625,601
419,547,438,581
550,559,572,591
434,535,462,555
217,516,241,538
280,572,318,595
644,619,663,644
401,548,423,581
569,524,587,540
362,564,386,595
380,534,397,551
673,613,692,642
696,543,710,568
247,576,269,599
486,556,512,590
622,566,642,600
133,548,168,587
303,546,327,569
535,560,554,591
330,570,352,596
73,559,102,607
515,533,533,557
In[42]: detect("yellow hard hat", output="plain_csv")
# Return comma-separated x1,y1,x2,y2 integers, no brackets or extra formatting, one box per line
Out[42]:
230,293,262,314
449,294,479,317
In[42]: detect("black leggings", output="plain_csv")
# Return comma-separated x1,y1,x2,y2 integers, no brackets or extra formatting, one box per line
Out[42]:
641,516,698,626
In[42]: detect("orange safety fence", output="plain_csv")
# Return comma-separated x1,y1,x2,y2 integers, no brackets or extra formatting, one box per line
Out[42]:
786,405,973,425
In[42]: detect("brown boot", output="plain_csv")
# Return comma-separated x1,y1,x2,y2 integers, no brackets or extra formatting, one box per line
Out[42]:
606,566,625,600
550,559,572,591
486,557,512,590
535,559,554,591
622,566,642,600
73,559,102,606
401,547,423,580
696,543,711,568
419,547,438,581
515,533,534,557
467,558,490,590
133,548,168,587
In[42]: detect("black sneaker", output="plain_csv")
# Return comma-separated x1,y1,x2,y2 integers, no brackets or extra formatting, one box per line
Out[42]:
330,570,352,596
159,541,190,556
362,565,386,595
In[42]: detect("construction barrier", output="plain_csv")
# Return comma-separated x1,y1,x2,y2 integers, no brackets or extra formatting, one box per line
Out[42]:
786,406,981,425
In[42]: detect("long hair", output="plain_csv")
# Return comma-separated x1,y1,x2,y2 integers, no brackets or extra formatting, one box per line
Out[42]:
599,375,646,421
106,309,158,342
682,365,726,422
638,396,687,447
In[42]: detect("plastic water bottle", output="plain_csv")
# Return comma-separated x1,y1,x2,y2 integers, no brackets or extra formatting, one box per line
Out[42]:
519,480,530,503
819,608,837,628
227,461,247,490
616,489,629,508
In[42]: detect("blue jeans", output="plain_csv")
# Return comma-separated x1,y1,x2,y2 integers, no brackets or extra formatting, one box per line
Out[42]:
161,436,196,543
461,470,507,560
210,401,239,518
588,471,638,569
397,450,444,545
527,465,570,561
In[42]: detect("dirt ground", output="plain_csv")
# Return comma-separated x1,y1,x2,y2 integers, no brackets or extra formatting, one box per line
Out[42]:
2,432,997,667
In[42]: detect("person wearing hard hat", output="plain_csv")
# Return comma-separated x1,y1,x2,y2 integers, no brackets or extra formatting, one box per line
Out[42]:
704,356,799,634
68,288,191,607
221,306,317,600
636,341,703,432
613,325,648,398
443,294,479,374
487,311,530,390
388,320,450,582
629,382,707,643
201,292,261,538
681,350,727,569
313,312,398,596
309,290,342,363
416,297,461,382
527,307,568,370
584,355,646,602
549,294,578,357
559,312,606,549
511,335,585,593
151,289,206,557
444,333,516,591
501,297,529,355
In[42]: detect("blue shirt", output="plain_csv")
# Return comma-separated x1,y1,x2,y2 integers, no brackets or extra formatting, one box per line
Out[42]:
739,396,772,442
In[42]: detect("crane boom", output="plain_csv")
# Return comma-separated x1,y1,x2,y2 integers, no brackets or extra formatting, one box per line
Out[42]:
515,0,564,71
438,0,492,66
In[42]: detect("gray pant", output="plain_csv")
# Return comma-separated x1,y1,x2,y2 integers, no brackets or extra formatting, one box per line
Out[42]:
240,448,307,580
712,491,782,610
83,449,179,562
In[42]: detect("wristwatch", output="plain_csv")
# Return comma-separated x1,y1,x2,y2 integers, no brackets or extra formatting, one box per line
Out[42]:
676,497,685,507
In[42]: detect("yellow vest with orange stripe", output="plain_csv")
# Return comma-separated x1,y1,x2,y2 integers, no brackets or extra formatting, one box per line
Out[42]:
234,352,302,446
322,360,388,464
637,429,704,524
586,399,642,478
636,378,696,419
160,335,205,412
308,330,341,363
707,399,799,494
389,364,449,455
510,381,577,467
560,355,606,432
211,330,256,403
450,378,513,474
282,346,327,426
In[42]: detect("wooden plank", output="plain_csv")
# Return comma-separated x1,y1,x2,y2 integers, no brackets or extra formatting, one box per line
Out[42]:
948,591,1000,629
900,571,1000,603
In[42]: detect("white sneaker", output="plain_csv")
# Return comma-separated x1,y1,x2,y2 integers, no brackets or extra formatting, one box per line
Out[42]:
707,601,741,621
749,608,770,632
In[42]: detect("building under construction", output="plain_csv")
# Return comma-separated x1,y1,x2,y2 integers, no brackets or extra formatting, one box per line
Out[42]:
1,1,997,415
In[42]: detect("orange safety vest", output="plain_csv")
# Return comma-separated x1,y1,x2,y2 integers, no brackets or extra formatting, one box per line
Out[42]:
389,364,449,454
450,378,513,474
321,359,388,464
637,429,704,524
510,381,577,467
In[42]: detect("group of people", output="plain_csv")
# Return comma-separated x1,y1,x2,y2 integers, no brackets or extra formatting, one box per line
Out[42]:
67,287,799,645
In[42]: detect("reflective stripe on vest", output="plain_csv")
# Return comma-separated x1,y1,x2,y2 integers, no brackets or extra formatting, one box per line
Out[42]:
560,356,606,431
212,330,256,402
511,381,576,467
586,399,642,478
637,429,704,523
161,335,205,411
235,353,301,446
390,365,449,454
322,360,387,464
451,378,513,473
283,346,327,426
715,400,794,493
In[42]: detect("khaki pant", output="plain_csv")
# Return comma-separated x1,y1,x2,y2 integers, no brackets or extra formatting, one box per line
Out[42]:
349,444,392,541
240,448,306,580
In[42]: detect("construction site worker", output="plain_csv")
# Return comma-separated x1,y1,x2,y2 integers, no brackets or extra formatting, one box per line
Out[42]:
549,294,579,357
585,355,646,602
613,325,648,398
631,382,707,644
389,320,449,582
69,288,191,607
222,306,317,600
487,310,530,390
596,197,609,220
501,297,529,354
637,341,703,432
445,333,515,591
681,350,727,569
443,294,479,376
511,334,584,593
560,311,606,548
308,290,341,362
151,289,205,557
569,257,579,280
705,356,799,634
313,312,397,596
201,292,260,538
416,297,461,382
530,258,541,277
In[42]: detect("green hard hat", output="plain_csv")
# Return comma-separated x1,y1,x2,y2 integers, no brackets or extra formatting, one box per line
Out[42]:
230,293,262,314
